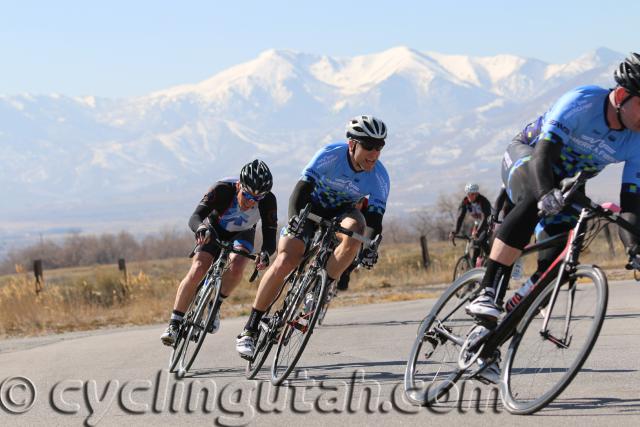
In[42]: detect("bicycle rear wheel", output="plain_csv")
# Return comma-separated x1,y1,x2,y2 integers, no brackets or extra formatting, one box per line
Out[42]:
317,280,337,326
271,269,328,385
179,276,220,373
453,256,472,282
501,265,608,414
404,269,484,405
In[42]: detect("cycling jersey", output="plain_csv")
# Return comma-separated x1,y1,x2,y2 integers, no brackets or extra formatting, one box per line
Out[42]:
454,194,492,235
301,142,390,216
189,179,278,255
508,85,640,195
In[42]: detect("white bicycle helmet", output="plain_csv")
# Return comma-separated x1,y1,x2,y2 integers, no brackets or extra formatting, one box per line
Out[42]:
465,183,480,194
346,115,387,141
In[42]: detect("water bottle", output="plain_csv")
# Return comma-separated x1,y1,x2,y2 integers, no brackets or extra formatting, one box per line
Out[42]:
506,272,540,312
511,258,524,282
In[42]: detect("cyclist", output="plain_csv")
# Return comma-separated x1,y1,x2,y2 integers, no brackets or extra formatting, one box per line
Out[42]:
449,183,492,267
160,160,278,346
235,115,390,357
465,52,640,381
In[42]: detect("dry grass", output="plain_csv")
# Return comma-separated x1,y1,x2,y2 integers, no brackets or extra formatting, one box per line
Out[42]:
0,232,635,338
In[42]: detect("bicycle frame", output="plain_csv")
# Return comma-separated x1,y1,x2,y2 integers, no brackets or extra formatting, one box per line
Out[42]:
474,191,640,358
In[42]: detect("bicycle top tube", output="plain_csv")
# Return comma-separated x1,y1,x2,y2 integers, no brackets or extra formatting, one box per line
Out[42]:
305,211,374,247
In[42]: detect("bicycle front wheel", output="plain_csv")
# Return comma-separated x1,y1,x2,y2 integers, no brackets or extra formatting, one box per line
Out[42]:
404,268,484,405
501,265,608,414
271,269,328,385
245,314,279,380
453,256,472,281
180,277,220,373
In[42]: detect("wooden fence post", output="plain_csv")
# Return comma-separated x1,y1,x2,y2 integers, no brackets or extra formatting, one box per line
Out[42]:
420,235,430,269
118,258,128,295
33,259,44,294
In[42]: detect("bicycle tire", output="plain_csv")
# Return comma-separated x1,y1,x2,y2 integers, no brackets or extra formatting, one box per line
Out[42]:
168,296,197,373
317,280,337,326
246,268,303,379
179,275,221,373
501,265,608,414
271,269,328,385
245,319,275,379
404,268,484,405
453,256,472,281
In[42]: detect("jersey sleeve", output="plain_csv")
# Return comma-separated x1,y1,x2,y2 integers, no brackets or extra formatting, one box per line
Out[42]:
539,88,590,144
365,165,390,216
188,182,235,232
300,144,342,183
622,156,640,194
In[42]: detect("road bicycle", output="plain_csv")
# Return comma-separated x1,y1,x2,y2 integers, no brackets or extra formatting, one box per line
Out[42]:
451,221,491,281
243,204,378,385
168,239,256,375
405,172,639,414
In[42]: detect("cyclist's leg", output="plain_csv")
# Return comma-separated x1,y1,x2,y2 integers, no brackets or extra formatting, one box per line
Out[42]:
252,234,306,311
237,229,307,356
161,244,216,344
468,140,539,319
220,229,256,297
173,246,216,313
326,208,366,280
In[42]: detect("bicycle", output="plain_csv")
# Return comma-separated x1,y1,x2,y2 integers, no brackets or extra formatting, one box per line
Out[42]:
168,239,257,375
243,203,378,385
451,222,490,281
404,172,639,414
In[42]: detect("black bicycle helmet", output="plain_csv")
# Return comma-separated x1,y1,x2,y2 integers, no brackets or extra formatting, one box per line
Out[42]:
614,52,640,97
240,159,273,194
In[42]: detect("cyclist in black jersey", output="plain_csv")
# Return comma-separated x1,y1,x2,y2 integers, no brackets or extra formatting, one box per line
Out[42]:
449,183,493,267
161,160,278,346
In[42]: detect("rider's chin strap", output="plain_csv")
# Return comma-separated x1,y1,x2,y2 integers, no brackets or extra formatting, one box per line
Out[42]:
615,94,634,130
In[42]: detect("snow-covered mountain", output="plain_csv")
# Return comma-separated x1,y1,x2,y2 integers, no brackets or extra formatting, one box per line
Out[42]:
0,46,625,235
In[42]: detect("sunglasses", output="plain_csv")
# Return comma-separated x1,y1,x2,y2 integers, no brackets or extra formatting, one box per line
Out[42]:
241,188,266,201
357,140,385,151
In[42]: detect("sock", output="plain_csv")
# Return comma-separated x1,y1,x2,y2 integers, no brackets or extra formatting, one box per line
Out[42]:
244,307,266,333
480,259,513,305
170,310,185,325
213,293,228,313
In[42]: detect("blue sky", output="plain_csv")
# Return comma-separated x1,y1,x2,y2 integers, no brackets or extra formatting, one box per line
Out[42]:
1,0,637,97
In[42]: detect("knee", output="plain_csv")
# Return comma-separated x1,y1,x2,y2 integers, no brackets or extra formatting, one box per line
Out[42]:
187,260,208,280
273,252,298,272
226,263,244,282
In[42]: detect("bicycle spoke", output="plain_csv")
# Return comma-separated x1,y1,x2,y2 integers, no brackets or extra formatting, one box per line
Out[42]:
405,270,483,404
502,266,607,414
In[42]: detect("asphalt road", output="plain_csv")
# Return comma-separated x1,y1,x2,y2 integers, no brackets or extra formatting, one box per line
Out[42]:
1,280,640,426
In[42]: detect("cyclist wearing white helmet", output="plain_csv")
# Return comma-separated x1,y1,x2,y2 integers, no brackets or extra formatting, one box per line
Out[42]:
464,52,640,384
236,115,390,357
161,160,278,346
449,183,493,266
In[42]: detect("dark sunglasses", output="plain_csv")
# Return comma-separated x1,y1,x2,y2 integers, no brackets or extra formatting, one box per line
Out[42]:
241,188,266,201
357,140,385,151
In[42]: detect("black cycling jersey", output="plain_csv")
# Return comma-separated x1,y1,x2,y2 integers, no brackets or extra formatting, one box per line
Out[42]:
188,179,278,255
454,194,492,235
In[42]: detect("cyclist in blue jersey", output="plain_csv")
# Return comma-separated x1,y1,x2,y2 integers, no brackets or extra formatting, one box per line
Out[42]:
236,115,391,356
161,160,278,346
465,52,640,383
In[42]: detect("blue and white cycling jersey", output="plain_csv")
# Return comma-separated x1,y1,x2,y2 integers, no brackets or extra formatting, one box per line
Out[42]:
301,142,390,215
215,178,262,232
522,85,640,193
